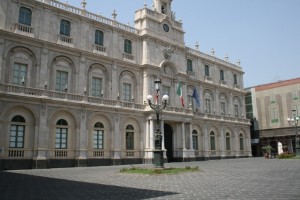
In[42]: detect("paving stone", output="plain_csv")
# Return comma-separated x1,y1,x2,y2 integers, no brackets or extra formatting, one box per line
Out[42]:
0,158,299,200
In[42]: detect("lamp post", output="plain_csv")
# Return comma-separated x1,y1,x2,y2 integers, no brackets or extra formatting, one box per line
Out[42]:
147,78,169,168
287,109,300,158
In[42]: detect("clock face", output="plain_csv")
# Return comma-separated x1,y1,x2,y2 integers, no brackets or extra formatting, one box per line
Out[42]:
163,24,169,32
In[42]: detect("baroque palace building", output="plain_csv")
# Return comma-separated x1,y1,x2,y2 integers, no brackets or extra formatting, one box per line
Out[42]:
0,0,251,170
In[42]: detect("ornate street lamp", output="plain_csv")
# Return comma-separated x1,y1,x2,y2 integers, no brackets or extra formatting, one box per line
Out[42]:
147,78,169,168
287,109,300,158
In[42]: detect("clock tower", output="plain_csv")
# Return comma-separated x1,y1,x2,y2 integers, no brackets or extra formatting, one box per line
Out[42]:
153,0,173,18
135,0,185,66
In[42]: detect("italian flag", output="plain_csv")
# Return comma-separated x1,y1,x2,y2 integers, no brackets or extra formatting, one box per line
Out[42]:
177,82,184,107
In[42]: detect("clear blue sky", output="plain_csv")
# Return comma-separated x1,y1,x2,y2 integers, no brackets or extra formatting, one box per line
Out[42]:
69,0,300,87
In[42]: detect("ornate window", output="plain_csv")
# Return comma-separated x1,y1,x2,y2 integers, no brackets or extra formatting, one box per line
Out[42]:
226,132,231,151
205,65,210,76
220,70,224,81
126,125,134,150
205,99,211,113
270,94,276,104
270,107,279,123
60,19,71,37
187,59,193,72
192,130,198,150
221,102,226,115
235,105,239,117
292,90,299,101
55,70,68,92
233,74,238,85
92,77,102,97
93,122,104,149
122,83,132,102
9,115,26,148
233,97,241,117
13,63,27,85
239,133,244,151
19,7,32,26
124,39,132,54
95,30,104,46
210,131,216,151
55,119,68,149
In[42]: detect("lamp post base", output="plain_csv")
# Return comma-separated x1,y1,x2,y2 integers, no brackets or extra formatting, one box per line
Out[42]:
153,150,164,168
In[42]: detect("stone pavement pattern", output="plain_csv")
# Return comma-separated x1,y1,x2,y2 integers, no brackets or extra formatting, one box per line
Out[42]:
0,158,299,200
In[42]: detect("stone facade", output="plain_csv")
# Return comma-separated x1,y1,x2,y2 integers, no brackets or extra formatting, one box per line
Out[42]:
0,0,251,170
245,78,300,156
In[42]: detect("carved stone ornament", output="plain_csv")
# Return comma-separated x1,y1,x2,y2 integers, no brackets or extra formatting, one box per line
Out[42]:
163,45,174,60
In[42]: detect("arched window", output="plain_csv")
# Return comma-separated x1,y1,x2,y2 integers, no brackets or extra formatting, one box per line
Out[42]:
126,125,134,150
204,90,213,113
10,115,26,148
56,70,68,92
55,119,68,149
226,132,231,151
95,30,104,46
239,133,244,151
19,7,32,26
13,63,27,86
94,122,104,149
92,77,102,97
124,39,132,54
210,131,216,151
60,19,71,37
192,130,198,150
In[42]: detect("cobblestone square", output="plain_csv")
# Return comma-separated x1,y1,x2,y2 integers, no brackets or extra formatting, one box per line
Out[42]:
1,158,299,200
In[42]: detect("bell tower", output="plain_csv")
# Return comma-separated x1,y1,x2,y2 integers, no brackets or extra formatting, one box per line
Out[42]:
153,0,173,18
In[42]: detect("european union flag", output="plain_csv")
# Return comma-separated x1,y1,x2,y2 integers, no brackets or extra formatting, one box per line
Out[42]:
192,88,200,107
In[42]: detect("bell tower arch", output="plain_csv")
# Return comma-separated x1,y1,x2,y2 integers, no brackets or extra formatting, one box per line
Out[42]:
153,0,173,18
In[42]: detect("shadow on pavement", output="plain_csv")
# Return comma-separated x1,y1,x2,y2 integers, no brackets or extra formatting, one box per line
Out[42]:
0,172,178,200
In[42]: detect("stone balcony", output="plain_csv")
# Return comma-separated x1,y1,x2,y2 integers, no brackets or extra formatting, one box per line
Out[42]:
0,83,249,124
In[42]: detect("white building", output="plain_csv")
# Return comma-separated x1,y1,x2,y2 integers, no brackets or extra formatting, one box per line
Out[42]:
0,0,251,170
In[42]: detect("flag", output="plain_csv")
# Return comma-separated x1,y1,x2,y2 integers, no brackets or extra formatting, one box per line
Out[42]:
177,82,184,107
192,88,200,107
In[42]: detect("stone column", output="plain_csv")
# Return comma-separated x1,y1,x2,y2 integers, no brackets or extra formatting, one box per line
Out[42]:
246,128,252,157
34,103,48,169
182,122,186,150
234,128,240,157
76,108,88,167
145,119,150,149
149,119,154,149
204,124,209,158
220,126,225,158
113,114,121,164
215,89,220,115
199,85,203,112
142,40,149,65
229,92,233,116
189,123,195,159
182,122,188,160
189,123,193,150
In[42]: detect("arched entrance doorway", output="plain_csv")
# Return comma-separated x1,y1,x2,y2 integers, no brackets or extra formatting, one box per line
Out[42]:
164,124,173,162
